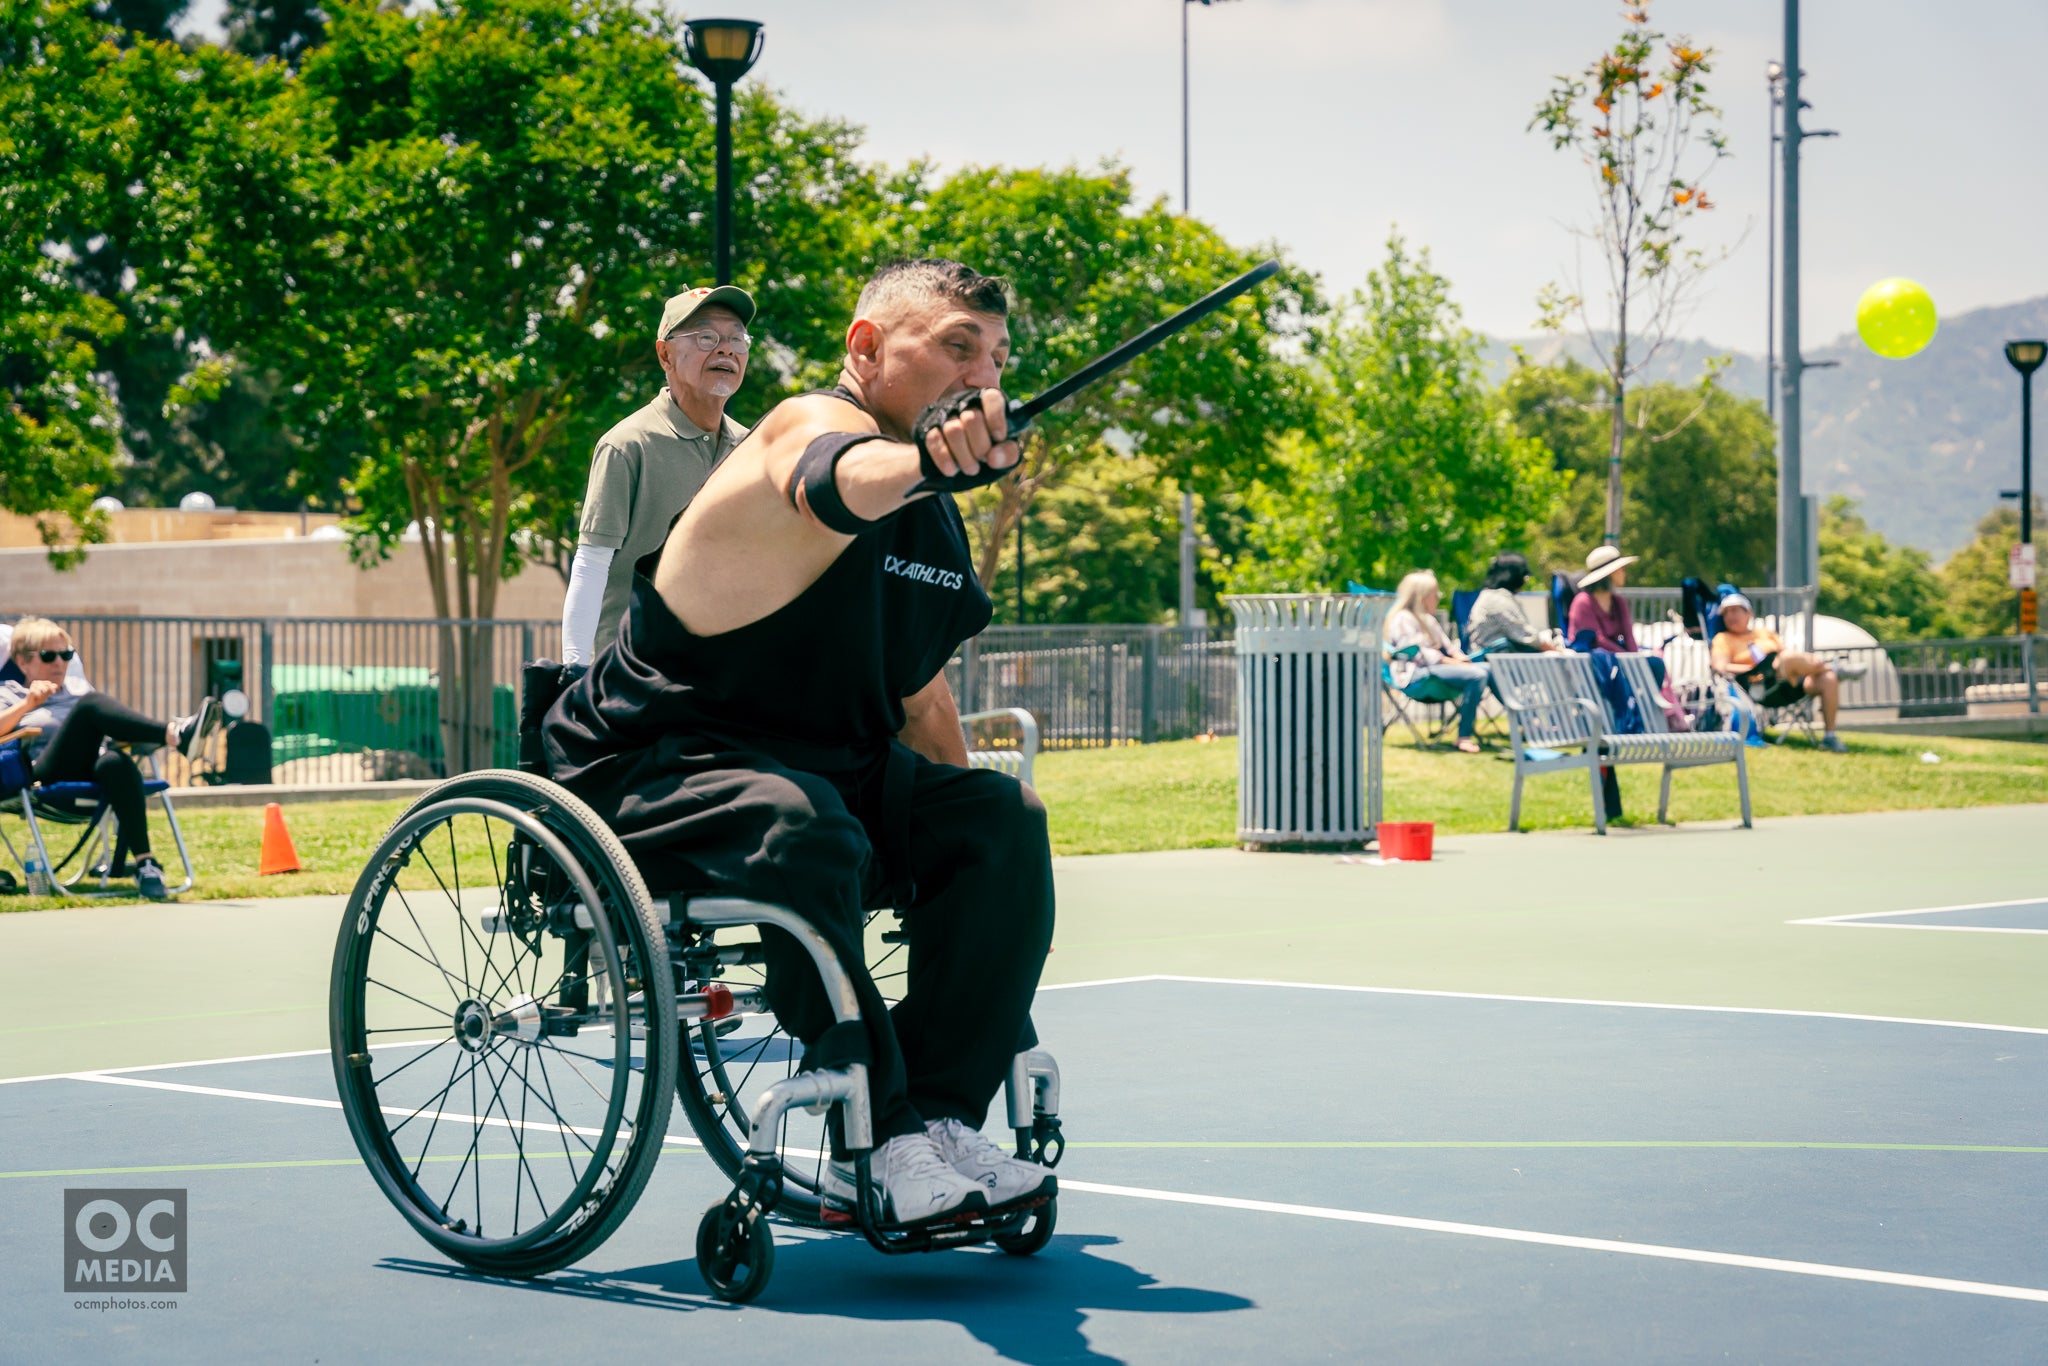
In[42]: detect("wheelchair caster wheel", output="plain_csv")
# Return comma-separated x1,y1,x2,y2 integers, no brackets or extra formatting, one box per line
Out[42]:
697,1202,774,1302
994,1196,1055,1256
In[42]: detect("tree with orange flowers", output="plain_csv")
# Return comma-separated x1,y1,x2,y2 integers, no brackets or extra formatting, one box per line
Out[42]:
1530,1,1728,546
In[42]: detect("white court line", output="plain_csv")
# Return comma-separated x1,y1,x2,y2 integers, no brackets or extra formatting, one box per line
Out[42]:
74,1073,707,1148
10,971,2048,1088
53,1072,2048,1308
1116,975,2048,1038
1790,897,2048,936
1059,1180,2048,1307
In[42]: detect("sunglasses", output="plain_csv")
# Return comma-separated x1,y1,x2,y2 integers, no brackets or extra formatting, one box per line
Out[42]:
34,649,75,663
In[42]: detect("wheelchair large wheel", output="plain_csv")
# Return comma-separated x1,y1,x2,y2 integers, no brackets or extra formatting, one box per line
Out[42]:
330,769,676,1277
672,910,907,1226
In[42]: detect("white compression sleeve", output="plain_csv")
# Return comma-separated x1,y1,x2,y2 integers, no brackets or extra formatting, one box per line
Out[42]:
561,543,616,665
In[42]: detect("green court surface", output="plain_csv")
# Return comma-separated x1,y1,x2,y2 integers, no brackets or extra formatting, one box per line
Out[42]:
4,804,2046,1363
5,803,2044,1080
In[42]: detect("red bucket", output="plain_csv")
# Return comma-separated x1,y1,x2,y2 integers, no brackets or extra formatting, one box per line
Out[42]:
1377,821,1434,861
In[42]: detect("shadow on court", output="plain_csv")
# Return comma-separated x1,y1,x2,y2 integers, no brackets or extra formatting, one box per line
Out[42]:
380,1233,1253,1366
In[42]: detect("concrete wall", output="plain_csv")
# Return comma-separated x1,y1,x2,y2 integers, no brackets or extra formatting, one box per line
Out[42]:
0,508,347,549
0,537,566,621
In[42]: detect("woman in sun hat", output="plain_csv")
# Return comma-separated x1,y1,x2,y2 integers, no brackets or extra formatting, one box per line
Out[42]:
1566,545,1642,653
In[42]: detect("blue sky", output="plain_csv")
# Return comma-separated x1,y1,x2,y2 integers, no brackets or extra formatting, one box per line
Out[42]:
186,0,2048,354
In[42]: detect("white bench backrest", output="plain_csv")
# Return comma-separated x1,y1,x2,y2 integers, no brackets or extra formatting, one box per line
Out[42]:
1614,653,1675,735
1490,653,1600,748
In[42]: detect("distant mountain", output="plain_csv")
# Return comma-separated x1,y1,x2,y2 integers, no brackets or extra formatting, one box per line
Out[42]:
1480,294,2048,559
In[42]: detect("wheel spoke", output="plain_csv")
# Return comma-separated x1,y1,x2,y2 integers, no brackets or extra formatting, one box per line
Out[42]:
337,785,674,1266
372,923,470,1004
371,1034,456,1089
367,975,456,1020
405,1046,467,1181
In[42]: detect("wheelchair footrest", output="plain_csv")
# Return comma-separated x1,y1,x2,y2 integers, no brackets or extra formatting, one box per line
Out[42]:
819,1194,1050,1247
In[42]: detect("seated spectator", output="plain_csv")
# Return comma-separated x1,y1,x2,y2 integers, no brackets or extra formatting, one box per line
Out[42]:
1709,594,1846,753
1568,544,1665,688
1567,545,1642,651
0,619,218,899
1385,570,1490,754
1466,552,1561,654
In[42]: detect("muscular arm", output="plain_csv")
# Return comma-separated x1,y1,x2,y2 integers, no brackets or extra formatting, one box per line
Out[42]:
899,672,970,767
651,390,1015,640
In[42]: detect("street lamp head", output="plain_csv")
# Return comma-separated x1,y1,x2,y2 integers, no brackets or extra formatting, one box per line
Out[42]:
684,18,763,86
1766,59,1784,82
2007,340,2048,377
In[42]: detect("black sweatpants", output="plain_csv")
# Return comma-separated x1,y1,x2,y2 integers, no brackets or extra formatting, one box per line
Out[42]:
585,742,1054,1146
31,693,164,858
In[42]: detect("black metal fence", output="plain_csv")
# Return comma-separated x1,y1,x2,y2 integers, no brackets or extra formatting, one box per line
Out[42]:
950,626,1237,749
32,614,563,785
14,610,2038,787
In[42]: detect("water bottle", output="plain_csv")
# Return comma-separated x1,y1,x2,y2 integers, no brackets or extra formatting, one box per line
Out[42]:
25,855,51,897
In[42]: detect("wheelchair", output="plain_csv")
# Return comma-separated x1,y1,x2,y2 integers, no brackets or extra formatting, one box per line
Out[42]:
327,667,1063,1303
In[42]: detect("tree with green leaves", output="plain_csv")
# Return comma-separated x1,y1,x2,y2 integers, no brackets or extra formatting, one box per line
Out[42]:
1939,504,2038,638
1503,359,1774,586
253,0,877,622
0,0,125,562
1530,0,1728,545
223,0,325,65
3,0,297,559
1817,496,1947,638
221,0,874,764
1216,236,1566,594
876,165,1316,601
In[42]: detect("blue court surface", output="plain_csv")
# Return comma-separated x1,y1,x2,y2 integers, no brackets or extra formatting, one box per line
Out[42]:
1793,899,2048,934
7,976,2048,1363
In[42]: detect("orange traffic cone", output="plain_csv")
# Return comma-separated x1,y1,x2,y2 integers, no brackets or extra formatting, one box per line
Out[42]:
258,802,301,876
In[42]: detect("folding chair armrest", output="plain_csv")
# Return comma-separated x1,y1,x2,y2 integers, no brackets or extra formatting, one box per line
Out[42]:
0,727,42,747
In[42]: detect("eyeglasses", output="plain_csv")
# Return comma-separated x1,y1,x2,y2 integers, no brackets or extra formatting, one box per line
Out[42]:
35,649,75,663
666,328,751,353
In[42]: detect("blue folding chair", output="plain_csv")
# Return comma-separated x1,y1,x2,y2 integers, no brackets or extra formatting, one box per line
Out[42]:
0,732,195,896
0,650,196,897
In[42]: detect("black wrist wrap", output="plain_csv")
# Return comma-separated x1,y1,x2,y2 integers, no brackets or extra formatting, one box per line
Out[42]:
911,389,1016,494
788,431,890,535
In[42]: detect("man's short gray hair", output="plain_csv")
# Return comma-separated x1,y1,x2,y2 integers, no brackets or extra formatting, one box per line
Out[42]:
855,258,1010,322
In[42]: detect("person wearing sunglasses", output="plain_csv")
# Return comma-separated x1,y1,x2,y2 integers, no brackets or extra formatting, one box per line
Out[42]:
0,618,219,900
560,284,757,666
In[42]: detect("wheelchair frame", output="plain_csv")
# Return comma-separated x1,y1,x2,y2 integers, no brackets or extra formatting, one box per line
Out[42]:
329,764,1062,1303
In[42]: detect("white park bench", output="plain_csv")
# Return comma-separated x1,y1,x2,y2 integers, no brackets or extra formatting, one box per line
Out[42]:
1491,652,1751,834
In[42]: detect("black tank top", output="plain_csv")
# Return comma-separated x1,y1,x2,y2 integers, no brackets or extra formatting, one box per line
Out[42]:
546,386,993,778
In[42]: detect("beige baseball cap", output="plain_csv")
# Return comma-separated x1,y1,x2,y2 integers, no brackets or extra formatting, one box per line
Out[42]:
657,284,756,340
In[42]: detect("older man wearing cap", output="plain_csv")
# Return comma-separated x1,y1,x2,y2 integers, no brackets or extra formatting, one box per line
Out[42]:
561,284,756,664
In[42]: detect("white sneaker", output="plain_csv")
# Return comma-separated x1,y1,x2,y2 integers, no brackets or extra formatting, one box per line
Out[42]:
822,1133,990,1227
925,1118,1057,1209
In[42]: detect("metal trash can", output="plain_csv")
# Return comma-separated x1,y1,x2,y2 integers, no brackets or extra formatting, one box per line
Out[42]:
1224,594,1387,851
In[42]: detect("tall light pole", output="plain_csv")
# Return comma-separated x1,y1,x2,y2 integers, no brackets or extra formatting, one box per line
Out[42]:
1178,0,1232,626
1774,0,1836,589
2011,341,2046,694
1765,60,1784,421
683,19,764,286
2006,341,2045,549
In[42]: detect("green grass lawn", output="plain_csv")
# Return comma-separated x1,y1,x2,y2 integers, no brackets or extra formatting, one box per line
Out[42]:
3,728,2042,907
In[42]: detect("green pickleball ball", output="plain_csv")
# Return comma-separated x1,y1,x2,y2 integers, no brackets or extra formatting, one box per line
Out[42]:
1856,278,1938,359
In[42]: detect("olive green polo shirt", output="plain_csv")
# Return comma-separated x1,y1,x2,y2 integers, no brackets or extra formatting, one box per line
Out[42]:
577,389,747,654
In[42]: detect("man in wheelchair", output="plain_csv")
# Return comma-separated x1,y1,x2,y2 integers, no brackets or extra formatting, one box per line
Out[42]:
544,258,1056,1229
